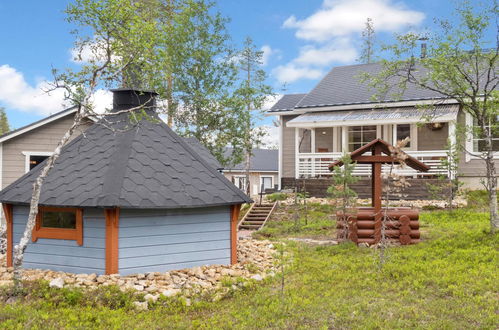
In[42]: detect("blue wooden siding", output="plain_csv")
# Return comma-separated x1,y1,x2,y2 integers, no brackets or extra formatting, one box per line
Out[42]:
12,206,106,274
118,206,231,275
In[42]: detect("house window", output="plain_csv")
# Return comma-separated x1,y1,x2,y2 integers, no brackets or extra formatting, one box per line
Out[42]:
472,118,499,152
348,126,377,151
233,176,247,190
22,152,53,173
32,207,83,245
396,124,411,148
260,176,273,191
29,155,49,170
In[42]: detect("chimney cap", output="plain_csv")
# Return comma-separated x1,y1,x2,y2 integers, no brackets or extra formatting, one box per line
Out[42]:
110,88,158,95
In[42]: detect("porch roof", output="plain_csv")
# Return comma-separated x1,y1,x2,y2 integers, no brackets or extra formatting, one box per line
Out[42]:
286,104,458,128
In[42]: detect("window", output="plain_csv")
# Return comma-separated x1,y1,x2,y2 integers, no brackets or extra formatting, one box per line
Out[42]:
472,118,499,152
396,124,411,148
29,155,49,170
348,126,377,151
22,152,53,173
233,176,247,190
260,176,273,191
32,207,83,245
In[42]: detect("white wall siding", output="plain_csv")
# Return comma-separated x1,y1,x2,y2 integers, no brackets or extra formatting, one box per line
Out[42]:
118,206,231,275
12,206,106,274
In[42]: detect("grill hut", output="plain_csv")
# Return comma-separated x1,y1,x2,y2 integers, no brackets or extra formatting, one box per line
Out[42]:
329,139,429,245
0,88,251,275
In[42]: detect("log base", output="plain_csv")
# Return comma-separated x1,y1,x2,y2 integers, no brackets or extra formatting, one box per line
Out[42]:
337,207,421,245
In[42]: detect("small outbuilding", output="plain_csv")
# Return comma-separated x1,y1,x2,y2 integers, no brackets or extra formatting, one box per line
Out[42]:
0,89,251,275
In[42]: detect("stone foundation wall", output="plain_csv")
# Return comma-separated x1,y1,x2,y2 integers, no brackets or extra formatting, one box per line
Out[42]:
281,177,450,200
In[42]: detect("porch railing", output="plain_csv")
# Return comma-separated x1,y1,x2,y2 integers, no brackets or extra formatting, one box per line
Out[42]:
297,150,449,178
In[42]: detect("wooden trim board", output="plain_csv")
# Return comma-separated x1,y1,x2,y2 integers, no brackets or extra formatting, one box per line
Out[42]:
2,204,13,267
230,204,241,265
105,208,120,275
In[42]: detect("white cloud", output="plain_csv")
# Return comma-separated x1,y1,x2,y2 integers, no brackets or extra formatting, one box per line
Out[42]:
0,65,66,115
261,45,277,66
273,0,424,84
273,63,323,84
294,38,357,66
0,64,113,117
89,89,113,114
283,0,425,42
261,94,283,111
259,124,279,149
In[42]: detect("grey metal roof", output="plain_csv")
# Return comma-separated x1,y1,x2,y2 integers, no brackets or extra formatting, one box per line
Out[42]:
223,148,278,172
287,104,459,126
183,137,223,170
296,63,445,109
0,114,251,208
268,93,307,112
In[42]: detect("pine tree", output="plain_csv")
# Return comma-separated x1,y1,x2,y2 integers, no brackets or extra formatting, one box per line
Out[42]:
328,154,359,240
359,18,375,64
233,37,274,195
0,107,10,135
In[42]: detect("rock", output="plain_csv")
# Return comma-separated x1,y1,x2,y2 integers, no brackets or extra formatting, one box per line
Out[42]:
162,288,180,297
133,301,148,311
184,298,191,307
144,293,158,302
250,274,263,281
133,285,145,291
49,277,65,288
87,273,97,281
96,276,107,284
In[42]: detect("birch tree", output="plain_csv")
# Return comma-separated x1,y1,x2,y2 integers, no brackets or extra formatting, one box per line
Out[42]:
367,1,499,233
11,0,161,285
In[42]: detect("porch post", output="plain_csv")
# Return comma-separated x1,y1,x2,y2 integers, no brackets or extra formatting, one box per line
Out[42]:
392,124,398,145
372,145,382,243
311,128,316,176
448,121,457,179
333,127,339,152
294,128,300,179
341,126,348,153
278,116,283,189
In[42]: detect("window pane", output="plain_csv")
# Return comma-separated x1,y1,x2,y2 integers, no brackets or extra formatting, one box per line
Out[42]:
41,211,77,229
396,124,411,147
30,155,49,170
261,177,272,189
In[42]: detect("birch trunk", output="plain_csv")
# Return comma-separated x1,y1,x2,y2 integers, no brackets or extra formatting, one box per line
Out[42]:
12,110,84,285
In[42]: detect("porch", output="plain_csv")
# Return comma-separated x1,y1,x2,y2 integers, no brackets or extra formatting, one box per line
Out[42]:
286,105,458,178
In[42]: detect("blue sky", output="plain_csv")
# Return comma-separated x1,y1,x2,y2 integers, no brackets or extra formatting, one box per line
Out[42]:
0,0,485,132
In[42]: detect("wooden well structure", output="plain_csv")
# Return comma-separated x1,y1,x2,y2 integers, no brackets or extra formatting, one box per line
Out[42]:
329,139,430,245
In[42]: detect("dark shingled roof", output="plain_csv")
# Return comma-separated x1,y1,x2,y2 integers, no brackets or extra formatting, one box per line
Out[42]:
0,109,250,209
183,137,223,170
223,148,278,172
268,93,307,112
296,63,444,109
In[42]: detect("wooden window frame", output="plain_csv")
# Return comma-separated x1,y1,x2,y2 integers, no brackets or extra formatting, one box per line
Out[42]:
32,207,83,246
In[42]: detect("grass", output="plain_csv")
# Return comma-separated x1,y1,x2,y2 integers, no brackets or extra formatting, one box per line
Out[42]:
0,209,497,329
253,202,337,240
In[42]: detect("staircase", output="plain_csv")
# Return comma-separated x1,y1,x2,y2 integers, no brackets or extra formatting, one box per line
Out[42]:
238,202,277,231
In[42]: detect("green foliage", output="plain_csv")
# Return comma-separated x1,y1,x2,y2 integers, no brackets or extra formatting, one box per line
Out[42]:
426,139,464,209
266,192,288,202
254,203,335,240
0,210,497,328
0,107,10,135
466,190,499,211
358,17,376,64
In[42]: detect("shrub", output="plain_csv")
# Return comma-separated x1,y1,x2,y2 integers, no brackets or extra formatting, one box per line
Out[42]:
266,192,288,202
